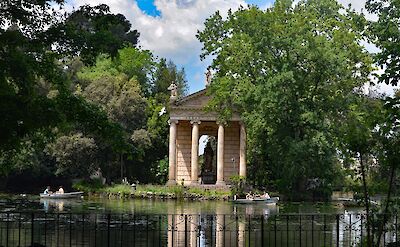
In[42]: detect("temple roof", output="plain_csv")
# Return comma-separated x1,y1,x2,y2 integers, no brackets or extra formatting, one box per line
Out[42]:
173,88,209,109
169,88,241,122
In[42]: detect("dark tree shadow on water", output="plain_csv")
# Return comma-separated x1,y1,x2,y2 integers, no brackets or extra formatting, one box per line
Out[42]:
28,244,46,247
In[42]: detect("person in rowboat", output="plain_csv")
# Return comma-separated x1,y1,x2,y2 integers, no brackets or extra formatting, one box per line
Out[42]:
43,186,52,195
246,192,254,200
262,192,270,199
57,186,64,194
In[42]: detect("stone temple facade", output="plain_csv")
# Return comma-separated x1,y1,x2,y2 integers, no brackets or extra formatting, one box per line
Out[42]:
166,87,246,186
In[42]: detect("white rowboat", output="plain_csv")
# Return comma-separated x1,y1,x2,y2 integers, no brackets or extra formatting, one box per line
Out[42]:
40,192,84,199
233,197,279,204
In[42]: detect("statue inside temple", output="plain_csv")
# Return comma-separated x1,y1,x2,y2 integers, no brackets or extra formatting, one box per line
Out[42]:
203,141,214,172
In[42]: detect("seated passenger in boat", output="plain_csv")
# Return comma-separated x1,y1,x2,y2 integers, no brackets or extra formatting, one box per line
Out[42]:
56,186,64,194
43,186,52,195
262,192,270,199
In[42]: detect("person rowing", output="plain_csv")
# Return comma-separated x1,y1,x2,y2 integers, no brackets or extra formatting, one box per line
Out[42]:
43,186,52,195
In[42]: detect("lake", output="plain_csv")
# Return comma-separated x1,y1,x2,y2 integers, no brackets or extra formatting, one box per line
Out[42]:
0,194,385,246
0,193,357,215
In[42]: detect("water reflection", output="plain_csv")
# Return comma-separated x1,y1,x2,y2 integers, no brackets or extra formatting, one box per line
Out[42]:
165,203,279,247
38,196,282,216
3,195,395,247
40,198,83,212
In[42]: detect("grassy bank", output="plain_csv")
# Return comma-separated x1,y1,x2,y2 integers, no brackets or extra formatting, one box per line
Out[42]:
73,181,231,200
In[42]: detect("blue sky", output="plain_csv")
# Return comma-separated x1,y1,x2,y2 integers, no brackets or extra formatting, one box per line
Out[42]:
137,0,270,17
136,0,161,16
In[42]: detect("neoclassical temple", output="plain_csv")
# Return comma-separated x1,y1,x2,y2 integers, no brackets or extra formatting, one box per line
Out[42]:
166,80,246,186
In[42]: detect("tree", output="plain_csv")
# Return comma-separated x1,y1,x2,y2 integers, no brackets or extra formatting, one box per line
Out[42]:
152,58,188,102
367,0,400,86
366,1,400,246
197,0,372,200
0,1,139,151
52,4,139,65
339,95,383,247
81,74,147,132
45,133,97,178
0,1,179,186
115,47,154,94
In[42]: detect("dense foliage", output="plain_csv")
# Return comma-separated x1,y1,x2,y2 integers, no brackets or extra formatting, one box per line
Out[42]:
198,0,373,200
0,1,187,187
1,0,399,225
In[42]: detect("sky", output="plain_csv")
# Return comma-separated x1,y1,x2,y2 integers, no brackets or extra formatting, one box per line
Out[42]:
66,0,397,95
65,0,277,93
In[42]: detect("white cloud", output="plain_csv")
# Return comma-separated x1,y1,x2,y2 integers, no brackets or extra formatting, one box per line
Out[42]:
69,0,247,64
67,0,247,92
133,0,247,64
337,0,377,21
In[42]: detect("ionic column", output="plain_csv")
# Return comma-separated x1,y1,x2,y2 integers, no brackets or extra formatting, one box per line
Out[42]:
190,120,200,185
190,214,198,246
167,120,178,185
216,206,225,247
216,123,225,186
239,122,247,177
238,221,245,247
167,214,174,247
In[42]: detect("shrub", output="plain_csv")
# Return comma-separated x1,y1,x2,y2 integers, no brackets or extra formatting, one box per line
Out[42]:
72,178,104,193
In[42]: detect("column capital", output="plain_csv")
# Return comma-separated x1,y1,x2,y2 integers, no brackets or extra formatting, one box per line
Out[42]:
216,120,227,126
168,119,179,125
190,120,201,125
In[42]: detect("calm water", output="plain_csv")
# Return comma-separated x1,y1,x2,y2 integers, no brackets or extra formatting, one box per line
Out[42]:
0,193,359,215
1,194,380,247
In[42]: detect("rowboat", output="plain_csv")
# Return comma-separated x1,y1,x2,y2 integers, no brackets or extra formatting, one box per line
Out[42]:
40,192,84,199
233,196,280,204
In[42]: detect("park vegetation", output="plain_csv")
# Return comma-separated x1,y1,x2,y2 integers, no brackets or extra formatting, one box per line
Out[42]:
197,0,400,246
0,0,399,228
0,1,187,189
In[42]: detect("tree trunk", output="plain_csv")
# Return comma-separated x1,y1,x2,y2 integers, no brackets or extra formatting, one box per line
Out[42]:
120,153,124,182
375,162,396,246
360,153,372,247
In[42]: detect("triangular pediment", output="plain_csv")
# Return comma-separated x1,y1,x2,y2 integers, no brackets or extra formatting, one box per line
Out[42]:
173,88,210,109
169,88,241,122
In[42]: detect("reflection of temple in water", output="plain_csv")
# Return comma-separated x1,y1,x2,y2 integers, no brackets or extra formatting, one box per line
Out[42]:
167,214,248,247
166,204,277,247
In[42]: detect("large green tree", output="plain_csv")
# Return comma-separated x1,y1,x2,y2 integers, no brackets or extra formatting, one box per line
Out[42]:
362,1,400,245
197,0,372,200
0,1,138,153
75,47,187,183
45,133,98,178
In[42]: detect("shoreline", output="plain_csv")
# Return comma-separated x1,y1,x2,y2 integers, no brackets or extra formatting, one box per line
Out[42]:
77,184,233,201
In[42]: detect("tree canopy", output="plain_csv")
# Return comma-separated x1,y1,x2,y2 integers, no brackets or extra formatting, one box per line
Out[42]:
0,1,139,151
198,0,373,199
0,1,188,186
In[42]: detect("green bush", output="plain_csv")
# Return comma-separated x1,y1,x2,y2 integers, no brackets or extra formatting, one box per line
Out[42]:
102,184,132,197
72,179,104,193
229,175,246,196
